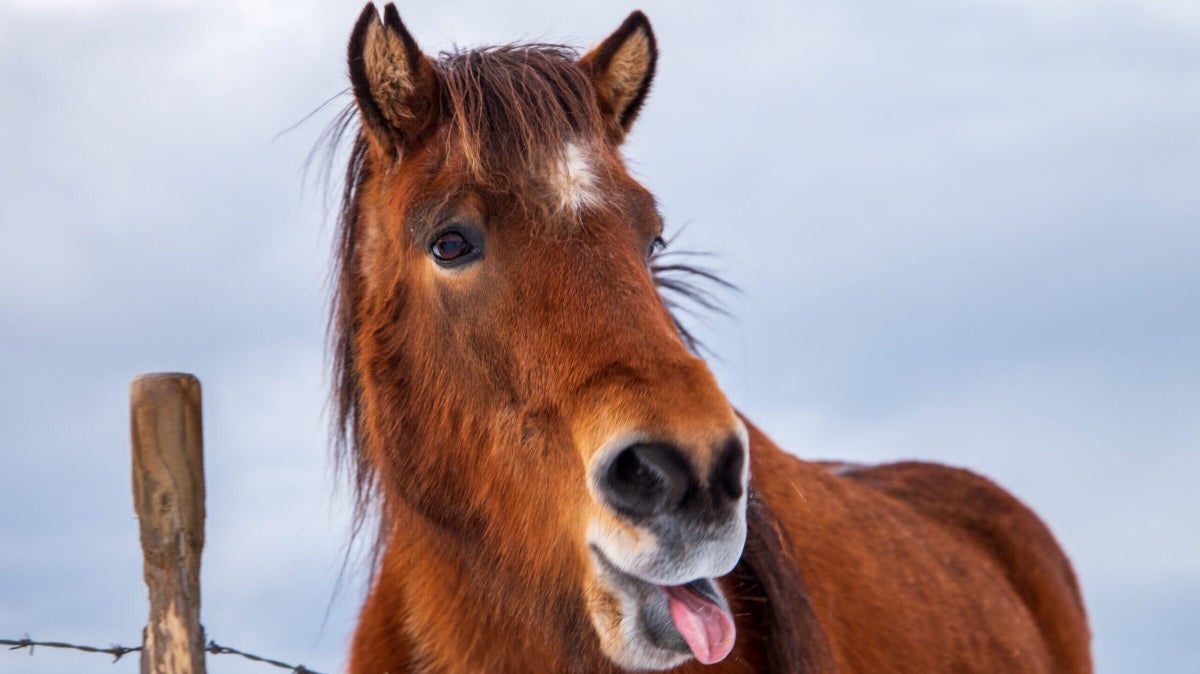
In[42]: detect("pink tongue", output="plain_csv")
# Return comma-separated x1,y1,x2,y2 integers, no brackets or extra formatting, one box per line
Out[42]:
662,584,736,665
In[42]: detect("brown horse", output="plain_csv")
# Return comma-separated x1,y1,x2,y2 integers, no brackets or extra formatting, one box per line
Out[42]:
329,4,1092,672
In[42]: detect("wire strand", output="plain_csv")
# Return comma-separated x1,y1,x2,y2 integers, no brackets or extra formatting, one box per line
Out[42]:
1,634,325,674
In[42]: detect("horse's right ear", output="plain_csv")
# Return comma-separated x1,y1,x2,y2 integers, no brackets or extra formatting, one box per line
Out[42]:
581,11,658,142
347,3,439,158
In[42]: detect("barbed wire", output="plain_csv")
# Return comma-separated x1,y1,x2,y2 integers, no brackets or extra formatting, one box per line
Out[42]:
1,634,325,674
1,636,139,662
207,639,322,674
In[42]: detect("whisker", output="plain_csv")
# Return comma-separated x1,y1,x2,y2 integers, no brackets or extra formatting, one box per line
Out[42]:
651,248,738,356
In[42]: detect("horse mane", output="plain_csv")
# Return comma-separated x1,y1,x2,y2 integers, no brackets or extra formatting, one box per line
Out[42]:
325,44,595,551
732,491,835,673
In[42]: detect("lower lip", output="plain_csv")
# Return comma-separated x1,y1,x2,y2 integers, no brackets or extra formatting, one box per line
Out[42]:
590,547,735,663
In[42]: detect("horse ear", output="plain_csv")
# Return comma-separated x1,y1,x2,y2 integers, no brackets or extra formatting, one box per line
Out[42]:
581,11,658,142
347,3,439,157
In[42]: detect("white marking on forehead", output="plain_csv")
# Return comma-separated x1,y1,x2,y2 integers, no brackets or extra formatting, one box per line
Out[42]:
552,142,600,213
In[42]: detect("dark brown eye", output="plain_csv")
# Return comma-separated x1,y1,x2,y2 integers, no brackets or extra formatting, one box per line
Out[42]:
648,235,667,258
431,231,474,264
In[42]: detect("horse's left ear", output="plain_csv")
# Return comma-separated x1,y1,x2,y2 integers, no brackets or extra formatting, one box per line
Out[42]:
581,11,658,142
348,3,439,158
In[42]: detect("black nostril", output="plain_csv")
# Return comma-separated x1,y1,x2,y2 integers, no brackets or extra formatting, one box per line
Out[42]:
603,443,695,518
711,436,746,501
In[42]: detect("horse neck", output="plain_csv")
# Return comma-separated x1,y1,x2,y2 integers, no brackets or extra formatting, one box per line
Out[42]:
373,495,615,674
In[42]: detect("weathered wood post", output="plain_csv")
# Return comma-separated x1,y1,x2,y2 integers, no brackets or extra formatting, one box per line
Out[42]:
131,373,207,674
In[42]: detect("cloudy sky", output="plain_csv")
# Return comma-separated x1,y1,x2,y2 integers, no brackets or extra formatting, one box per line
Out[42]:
1,0,1197,672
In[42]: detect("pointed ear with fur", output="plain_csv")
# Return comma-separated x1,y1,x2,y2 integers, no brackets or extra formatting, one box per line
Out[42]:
347,3,439,158
581,11,658,142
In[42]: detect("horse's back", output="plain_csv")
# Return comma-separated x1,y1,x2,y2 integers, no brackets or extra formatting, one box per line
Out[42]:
837,460,1092,674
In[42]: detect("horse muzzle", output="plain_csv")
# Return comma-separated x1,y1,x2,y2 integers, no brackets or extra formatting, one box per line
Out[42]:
584,424,749,669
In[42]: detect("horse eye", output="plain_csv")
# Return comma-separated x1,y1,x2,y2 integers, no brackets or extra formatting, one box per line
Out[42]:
648,235,667,258
431,231,474,265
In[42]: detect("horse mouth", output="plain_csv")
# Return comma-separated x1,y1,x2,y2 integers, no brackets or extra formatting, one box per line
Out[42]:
589,546,737,667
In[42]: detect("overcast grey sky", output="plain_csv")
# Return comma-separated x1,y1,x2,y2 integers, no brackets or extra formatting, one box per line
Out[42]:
1,1,1197,672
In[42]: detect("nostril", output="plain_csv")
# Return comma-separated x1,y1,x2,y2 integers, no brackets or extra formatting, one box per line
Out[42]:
712,437,746,501
603,443,694,518
612,447,665,496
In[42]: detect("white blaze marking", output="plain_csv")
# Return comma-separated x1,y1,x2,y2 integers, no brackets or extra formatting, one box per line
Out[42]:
553,142,599,212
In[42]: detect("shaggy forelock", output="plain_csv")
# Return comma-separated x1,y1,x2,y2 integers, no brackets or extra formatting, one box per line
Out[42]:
435,45,605,187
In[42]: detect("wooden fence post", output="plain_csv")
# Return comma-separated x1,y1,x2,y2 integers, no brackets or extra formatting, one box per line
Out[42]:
131,373,207,674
